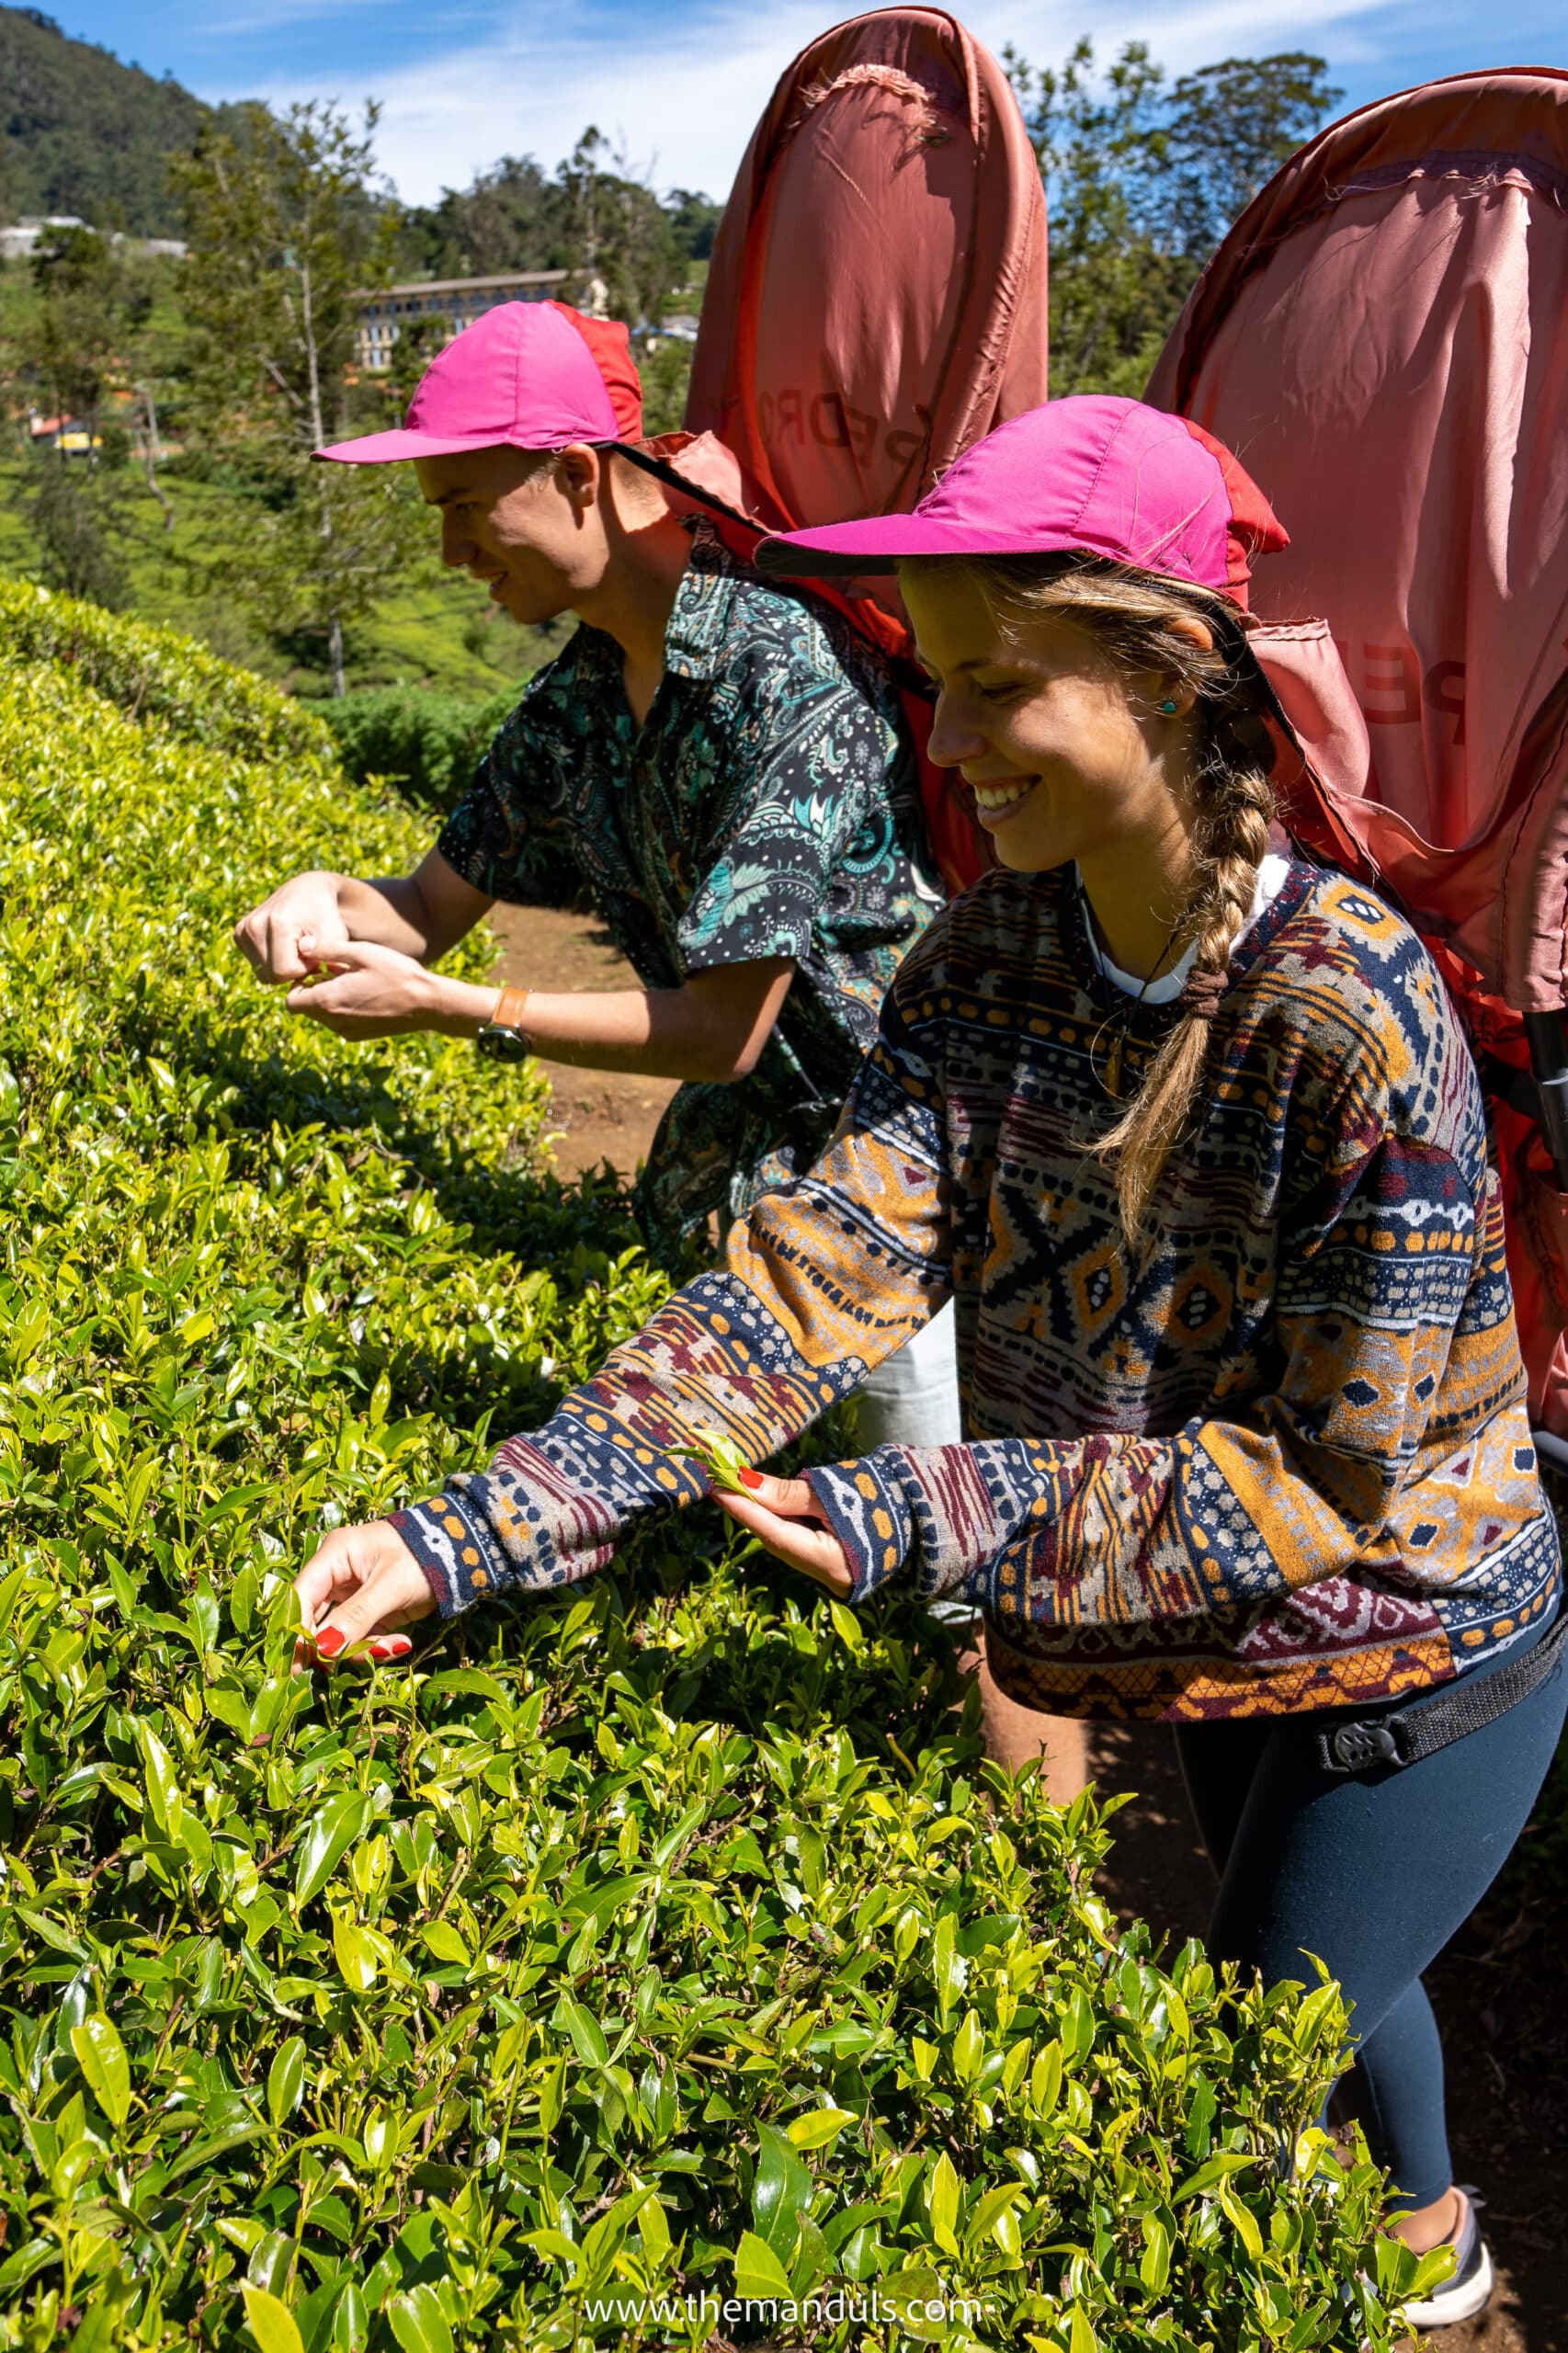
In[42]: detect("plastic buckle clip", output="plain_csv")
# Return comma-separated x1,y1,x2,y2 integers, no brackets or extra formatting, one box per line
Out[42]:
1323,1718,1404,1773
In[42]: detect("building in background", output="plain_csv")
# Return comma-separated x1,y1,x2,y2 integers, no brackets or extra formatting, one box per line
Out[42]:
0,216,187,260
2,214,87,259
27,411,100,454
354,269,606,373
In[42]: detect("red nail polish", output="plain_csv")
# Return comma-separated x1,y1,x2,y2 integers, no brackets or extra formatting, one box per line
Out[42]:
315,1627,345,1658
738,1467,764,1490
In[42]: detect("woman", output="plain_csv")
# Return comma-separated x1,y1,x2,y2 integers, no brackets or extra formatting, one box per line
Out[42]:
292,399,1565,2326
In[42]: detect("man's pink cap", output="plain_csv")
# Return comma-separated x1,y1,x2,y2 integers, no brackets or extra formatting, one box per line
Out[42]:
757,395,1289,609
315,299,642,464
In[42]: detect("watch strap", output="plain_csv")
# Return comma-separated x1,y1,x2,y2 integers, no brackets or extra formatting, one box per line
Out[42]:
476,983,533,1060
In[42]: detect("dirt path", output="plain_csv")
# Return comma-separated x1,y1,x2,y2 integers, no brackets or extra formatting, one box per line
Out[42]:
489,903,679,1183
490,903,1564,2349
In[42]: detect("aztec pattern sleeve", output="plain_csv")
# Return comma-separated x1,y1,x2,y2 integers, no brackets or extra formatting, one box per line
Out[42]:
674,622,903,973
391,961,956,1616
802,1124,1540,1625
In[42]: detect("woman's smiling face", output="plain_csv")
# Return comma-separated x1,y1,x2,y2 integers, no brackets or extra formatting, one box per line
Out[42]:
900,562,1189,875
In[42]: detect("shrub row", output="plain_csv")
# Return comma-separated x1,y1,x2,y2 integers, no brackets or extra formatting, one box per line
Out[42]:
307,686,520,814
0,583,1442,2347
0,580,331,767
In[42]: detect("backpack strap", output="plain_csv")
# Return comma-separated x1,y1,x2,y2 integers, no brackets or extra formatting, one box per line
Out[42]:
604,440,762,536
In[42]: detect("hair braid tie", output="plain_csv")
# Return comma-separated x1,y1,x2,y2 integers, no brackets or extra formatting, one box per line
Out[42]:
1179,967,1231,1019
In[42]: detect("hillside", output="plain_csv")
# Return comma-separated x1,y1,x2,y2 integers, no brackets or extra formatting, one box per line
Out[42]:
0,5,241,236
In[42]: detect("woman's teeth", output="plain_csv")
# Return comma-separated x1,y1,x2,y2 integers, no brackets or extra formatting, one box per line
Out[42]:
971,778,1035,811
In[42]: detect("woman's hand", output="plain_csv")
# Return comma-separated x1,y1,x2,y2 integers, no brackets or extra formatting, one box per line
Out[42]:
284,939,494,1040
292,1519,439,1671
711,1471,854,1597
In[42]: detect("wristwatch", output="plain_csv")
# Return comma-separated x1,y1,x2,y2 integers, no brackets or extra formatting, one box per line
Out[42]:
476,983,533,1062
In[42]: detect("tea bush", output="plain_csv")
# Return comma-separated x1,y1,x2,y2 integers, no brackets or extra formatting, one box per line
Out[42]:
0,580,1443,2348
308,683,584,906
309,687,520,815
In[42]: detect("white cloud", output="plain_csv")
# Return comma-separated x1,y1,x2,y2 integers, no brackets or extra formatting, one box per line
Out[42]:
208,0,1425,206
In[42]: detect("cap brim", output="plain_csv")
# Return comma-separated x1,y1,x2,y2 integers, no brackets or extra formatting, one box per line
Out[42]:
756,517,1120,578
314,427,532,464
757,516,961,576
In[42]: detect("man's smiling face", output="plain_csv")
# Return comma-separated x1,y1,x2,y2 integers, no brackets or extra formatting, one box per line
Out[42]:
415,445,591,627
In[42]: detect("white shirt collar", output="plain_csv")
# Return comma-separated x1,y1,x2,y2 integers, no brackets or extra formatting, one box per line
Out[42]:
1081,853,1291,1003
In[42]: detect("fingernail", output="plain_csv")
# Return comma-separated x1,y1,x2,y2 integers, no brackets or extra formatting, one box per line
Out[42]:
315,1627,345,1658
738,1467,764,1490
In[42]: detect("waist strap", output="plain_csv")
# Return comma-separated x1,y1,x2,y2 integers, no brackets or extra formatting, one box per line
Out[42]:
1316,1610,1566,1775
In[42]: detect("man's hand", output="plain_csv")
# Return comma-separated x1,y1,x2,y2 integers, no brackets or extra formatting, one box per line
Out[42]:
712,1470,854,1597
293,1519,438,1672
235,854,495,984
284,939,494,1039
234,870,352,984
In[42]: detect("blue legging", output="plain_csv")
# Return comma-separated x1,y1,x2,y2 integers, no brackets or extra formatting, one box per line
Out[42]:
1174,1608,1566,2211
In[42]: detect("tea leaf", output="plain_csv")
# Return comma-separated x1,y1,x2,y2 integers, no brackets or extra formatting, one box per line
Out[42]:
266,2036,306,2127
784,2105,856,2150
734,2231,792,2302
294,1790,370,1906
240,2286,303,2353
387,2284,453,2353
69,2015,131,2128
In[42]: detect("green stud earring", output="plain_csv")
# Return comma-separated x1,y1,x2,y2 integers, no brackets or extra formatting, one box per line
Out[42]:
1159,698,1179,714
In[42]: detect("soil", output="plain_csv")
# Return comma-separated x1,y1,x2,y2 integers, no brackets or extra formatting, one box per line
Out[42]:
490,904,1567,2350
488,903,680,1184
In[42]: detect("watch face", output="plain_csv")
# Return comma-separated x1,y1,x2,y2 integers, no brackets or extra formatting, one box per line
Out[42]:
476,1026,530,1063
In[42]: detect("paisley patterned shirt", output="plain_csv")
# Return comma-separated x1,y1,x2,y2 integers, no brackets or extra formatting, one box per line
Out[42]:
395,861,1560,1722
437,522,940,1262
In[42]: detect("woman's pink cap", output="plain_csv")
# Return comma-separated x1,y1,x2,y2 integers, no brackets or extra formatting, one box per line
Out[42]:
315,299,642,463
756,395,1289,608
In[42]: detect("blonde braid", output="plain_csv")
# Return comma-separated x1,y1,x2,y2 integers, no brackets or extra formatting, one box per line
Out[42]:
915,551,1279,1245
1096,758,1275,1244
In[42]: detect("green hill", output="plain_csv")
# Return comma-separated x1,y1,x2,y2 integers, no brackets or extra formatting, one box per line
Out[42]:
0,5,241,236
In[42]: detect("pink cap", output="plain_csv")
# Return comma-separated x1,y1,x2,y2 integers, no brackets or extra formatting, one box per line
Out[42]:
756,396,1289,609
317,299,642,464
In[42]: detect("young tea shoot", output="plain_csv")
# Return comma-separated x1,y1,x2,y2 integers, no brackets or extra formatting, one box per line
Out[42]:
671,1426,756,1493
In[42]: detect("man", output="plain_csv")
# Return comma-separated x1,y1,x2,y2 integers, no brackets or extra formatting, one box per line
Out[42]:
236,298,950,1390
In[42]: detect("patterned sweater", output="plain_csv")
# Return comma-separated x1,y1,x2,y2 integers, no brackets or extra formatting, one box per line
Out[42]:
395,861,1561,1722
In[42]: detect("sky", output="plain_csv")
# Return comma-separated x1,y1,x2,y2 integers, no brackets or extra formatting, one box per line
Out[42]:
57,0,1568,206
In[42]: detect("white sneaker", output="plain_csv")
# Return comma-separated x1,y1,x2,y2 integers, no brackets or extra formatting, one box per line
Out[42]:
1398,2188,1495,2328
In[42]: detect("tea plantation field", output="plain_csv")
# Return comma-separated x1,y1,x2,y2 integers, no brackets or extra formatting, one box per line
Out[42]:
0,581,1440,2347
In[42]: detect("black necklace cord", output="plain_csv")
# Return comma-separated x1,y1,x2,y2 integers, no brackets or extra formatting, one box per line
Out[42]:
1085,907,1187,1102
